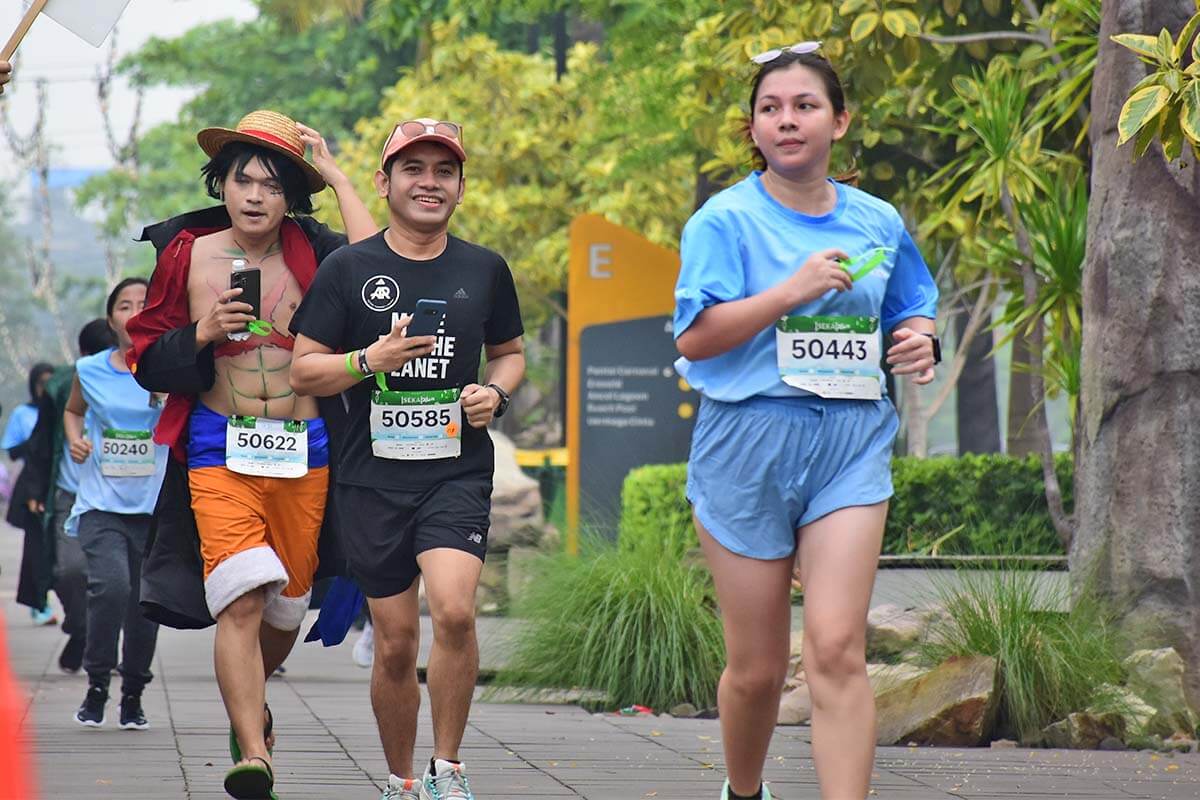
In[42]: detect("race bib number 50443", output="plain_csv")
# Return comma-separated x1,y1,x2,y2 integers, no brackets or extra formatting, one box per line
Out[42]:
776,315,882,400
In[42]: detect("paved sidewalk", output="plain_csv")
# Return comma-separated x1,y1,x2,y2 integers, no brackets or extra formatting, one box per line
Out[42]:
4,523,1200,799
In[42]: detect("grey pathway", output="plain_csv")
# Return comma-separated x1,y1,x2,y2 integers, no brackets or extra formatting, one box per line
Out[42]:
3,521,1198,799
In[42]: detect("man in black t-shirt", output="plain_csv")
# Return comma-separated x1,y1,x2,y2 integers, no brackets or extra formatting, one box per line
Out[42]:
291,119,524,800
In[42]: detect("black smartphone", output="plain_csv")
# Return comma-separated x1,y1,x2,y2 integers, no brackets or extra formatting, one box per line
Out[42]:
406,298,446,337
229,267,262,323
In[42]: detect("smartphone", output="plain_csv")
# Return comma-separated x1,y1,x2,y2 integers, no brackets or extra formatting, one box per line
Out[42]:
406,298,446,338
229,267,262,323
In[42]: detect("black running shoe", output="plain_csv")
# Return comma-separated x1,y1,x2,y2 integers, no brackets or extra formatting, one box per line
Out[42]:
59,635,85,674
119,693,149,731
75,684,107,727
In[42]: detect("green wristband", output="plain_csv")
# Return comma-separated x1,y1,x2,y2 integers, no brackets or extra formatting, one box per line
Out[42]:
345,350,367,381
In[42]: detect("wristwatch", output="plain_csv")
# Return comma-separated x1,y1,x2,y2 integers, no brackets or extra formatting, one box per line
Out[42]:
485,383,511,418
920,333,943,365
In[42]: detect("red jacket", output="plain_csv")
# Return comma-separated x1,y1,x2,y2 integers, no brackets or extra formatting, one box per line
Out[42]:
125,216,324,463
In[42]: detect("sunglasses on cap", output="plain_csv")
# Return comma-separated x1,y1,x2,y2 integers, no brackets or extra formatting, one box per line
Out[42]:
387,119,464,145
751,41,823,65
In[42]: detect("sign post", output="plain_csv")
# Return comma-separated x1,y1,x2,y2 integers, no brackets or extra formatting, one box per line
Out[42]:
566,215,697,553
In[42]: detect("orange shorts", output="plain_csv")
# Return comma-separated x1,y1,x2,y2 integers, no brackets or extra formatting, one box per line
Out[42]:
189,465,329,630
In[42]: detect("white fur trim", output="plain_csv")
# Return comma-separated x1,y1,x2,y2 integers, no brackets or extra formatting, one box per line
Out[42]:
204,546,288,620
263,590,311,631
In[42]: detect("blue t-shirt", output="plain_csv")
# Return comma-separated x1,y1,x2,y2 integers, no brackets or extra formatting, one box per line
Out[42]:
66,349,168,533
57,439,81,494
673,172,938,402
1,403,39,453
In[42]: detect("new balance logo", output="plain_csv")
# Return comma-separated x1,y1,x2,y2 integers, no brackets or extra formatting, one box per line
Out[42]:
453,288,469,300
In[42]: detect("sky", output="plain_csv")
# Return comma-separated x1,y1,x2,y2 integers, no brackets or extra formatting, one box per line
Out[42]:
0,0,257,182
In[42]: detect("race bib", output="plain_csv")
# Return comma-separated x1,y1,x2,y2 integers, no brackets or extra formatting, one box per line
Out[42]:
776,315,882,400
225,416,309,478
99,429,156,477
370,373,462,460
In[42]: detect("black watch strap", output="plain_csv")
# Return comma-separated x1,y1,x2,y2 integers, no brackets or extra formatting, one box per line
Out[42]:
920,333,942,365
486,383,511,417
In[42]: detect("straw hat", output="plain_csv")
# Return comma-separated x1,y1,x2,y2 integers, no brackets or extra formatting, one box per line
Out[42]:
197,110,326,194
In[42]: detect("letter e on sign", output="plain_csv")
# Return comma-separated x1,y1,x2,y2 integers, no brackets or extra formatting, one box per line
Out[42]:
589,243,613,279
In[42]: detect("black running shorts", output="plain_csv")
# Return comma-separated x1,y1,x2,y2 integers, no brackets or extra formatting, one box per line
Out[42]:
335,477,491,598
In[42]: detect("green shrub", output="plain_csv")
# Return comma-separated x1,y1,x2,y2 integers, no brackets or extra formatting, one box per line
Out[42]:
887,454,1073,556
618,454,1073,557
500,537,724,711
919,569,1128,743
619,464,694,559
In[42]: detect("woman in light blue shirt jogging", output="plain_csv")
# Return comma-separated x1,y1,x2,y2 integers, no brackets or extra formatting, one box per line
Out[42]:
674,44,940,800
64,278,169,732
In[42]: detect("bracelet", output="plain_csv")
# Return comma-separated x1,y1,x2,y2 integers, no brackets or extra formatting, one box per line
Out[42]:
345,350,366,381
358,347,372,376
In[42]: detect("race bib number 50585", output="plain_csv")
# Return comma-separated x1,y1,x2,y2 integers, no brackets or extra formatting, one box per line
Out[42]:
370,383,462,461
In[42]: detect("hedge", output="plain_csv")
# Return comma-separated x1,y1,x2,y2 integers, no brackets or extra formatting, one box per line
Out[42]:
619,453,1072,558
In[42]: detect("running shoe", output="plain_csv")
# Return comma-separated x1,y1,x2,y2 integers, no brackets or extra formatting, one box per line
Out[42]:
421,758,474,800
119,693,149,730
382,775,421,800
31,606,57,627
353,621,375,668
720,780,773,800
74,683,107,727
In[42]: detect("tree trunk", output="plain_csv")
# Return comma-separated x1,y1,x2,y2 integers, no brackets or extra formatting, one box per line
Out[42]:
956,291,1001,454
1006,334,1040,455
1074,0,1200,708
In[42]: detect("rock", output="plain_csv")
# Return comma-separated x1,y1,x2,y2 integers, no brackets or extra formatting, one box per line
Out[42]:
1098,736,1126,751
1164,733,1197,753
778,682,812,725
669,702,699,718
489,431,549,551
990,739,1018,749
788,631,804,677
475,553,507,614
1090,683,1157,738
506,546,541,602
1123,648,1200,737
866,604,929,658
867,663,930,695
874,655,999,746
1041,712,1126,750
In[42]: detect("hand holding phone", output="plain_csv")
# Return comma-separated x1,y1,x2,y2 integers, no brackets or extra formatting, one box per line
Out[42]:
229,267,262,322
405,298,447,338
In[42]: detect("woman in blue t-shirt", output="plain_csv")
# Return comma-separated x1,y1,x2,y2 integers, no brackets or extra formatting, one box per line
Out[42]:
64,278,169,732
673,45,940,800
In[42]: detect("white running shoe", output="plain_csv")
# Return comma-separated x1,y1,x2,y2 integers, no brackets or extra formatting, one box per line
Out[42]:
382,773,420,800
353,621,375,668
420,758,474,800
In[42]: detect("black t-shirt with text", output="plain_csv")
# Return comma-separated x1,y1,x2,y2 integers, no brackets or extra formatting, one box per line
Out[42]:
291,231,524,488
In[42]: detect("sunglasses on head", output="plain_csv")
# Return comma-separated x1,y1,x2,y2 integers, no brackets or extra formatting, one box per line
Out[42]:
387,119,464,146
751,41,823,65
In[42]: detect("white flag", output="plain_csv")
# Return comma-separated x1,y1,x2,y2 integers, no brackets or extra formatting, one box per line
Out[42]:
43,0,131,48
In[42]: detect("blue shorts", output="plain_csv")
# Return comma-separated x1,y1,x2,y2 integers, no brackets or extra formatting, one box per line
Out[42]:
187,402,329,470
686,394,899,560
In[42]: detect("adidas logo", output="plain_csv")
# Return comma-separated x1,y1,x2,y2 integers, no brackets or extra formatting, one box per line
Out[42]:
453,288,469,300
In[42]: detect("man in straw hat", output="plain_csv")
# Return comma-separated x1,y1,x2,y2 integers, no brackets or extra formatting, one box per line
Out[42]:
127,109,376,799
290,119,525,800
